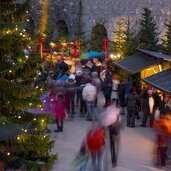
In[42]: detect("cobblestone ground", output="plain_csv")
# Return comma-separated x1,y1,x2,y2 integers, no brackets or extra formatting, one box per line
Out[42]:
49,96,171,171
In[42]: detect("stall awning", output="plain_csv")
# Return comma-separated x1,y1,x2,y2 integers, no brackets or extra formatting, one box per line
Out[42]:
137,48,171,62
142,68,171,95
113,55,160,74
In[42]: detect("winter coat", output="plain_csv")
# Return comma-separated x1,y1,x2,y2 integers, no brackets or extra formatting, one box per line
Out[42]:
54,98,66,120
124,81,132,97
111,79,120,99
82,83,97,102
118,83,126,107
46,77,63,96
140,89,150,113
64,79,76,102
92,62,102,75
75,75,86,95
102,75,113,96
86,127,105,153
55,60,69,74
91,72,101,92
125,92,139,111
100,70,106,82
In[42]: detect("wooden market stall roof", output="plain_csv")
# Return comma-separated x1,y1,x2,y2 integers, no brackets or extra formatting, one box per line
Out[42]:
142,68,171,95
113,54,160,74
137,48,171,62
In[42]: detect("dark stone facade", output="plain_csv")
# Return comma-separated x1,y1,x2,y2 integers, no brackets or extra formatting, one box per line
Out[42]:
29,0,171,41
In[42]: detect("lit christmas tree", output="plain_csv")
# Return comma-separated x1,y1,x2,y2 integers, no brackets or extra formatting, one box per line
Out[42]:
0,1,56,170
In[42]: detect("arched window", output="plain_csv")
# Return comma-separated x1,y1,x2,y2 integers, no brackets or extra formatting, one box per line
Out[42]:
56,20,69,42
89,23,107,51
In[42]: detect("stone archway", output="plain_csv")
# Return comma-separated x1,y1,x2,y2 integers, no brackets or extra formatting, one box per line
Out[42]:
56,20,69,42
26,17,35,34
89,23,108,51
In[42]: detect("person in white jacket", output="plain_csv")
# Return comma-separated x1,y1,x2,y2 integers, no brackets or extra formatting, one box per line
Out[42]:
82,78,97,121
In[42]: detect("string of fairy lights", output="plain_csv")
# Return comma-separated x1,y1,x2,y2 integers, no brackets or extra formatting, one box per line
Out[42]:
0,1,52,159
0,8,32,75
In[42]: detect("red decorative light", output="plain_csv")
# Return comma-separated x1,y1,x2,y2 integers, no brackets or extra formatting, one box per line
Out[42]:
103,38,108,52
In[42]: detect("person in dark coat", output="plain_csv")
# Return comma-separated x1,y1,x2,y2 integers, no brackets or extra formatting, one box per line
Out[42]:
91,71,101,107
125,87,139,127
64,74,76,119
108,113,123,167
140,88,150,127
101,69,113,107
55,54,69,76
75,71,87,117
75,70,84,106
118,81,126,115
92,58,102,76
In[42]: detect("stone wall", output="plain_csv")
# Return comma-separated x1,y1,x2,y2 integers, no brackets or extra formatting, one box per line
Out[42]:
82,0,171,40
29,0,171,41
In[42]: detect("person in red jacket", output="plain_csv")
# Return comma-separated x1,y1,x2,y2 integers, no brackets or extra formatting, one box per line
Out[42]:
86,124,106,171
54,92,66,132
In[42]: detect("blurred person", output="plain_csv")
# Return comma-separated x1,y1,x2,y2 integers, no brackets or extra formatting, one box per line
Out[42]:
125,86,139,128
140,87,150,127
47,71,64,97
159,93,166,115
118,80,126,115
124,77,132,99
99,63,108,82
153,115,171,166
64,74,76,119
46,71,55,89
108,111,123,167
111,74,120,106
101,69,113,107
55,53,69,76
54,92,67,132
75,70,84,106
73,140,89,171
81,60,93,77
82,78,97,121
75,71,87,117
86,123,106,171
148,90,155,127
85,60,93,71
92,58,102,75
91,71,101,107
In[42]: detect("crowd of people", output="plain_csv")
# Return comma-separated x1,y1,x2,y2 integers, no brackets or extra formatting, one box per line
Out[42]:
35,53,171,169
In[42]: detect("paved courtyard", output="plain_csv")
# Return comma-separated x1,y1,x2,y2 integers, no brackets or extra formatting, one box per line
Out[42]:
49,96,171,171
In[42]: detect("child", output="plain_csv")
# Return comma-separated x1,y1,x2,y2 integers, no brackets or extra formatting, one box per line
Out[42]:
54,92,66,132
